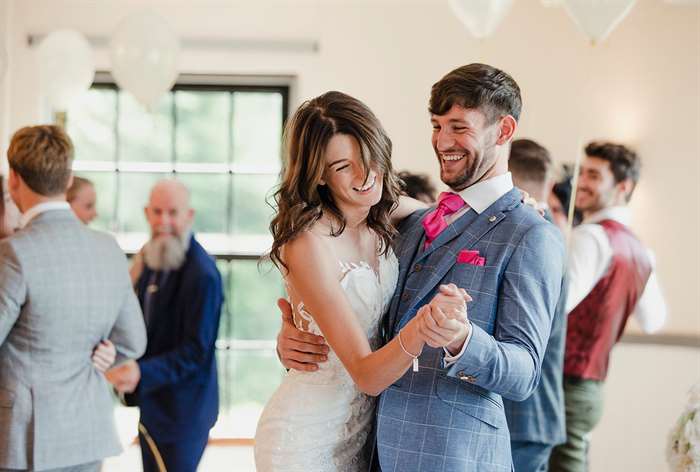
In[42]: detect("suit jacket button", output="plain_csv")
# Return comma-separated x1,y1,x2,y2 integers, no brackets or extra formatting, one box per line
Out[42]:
413,264,422,273
401,293,410,302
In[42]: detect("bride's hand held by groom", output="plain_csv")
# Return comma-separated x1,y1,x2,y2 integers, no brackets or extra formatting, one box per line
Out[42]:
416,283,472,355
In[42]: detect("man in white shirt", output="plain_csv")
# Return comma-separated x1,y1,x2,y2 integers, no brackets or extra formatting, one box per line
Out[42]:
550,141,667,472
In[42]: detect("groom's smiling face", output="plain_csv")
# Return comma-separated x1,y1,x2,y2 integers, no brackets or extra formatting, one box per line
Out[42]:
430,105,502,192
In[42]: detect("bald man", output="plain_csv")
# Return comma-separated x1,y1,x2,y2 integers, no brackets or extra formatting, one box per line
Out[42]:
105,179,223,472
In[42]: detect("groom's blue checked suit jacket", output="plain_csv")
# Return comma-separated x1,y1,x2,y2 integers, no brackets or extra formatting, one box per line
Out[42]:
375,188,566,472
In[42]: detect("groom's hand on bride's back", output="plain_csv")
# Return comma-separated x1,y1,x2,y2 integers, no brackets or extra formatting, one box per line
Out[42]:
276,298,329,372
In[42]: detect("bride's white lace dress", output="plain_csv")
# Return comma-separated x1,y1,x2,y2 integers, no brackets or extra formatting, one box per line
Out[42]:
254,250,399,472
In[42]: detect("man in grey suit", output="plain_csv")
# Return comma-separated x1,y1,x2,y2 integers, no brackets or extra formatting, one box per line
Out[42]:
278,64,566,471
0,125,147,472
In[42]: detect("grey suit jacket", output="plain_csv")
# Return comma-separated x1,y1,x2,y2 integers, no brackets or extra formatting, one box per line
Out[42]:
0,209,147,471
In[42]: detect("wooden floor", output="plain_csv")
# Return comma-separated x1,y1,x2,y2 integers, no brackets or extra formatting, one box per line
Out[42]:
103,443,256,471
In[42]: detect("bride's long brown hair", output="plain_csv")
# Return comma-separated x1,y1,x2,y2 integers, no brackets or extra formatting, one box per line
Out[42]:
268,91,402,272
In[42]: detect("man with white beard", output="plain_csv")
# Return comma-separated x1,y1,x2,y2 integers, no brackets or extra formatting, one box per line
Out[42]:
105,179,224,472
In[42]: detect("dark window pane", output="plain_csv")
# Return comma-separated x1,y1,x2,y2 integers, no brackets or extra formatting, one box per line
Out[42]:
175,91,229,164
232,92,282,172
74,171,117,232
217,260,233,339
118,92,173,163
227,259,284,341
176,173,229,234
232,174,277,236
67,88,116,162
118,172,170,233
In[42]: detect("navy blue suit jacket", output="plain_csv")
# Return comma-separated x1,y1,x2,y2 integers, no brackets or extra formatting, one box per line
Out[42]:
503,209,567,447
128,236,223,442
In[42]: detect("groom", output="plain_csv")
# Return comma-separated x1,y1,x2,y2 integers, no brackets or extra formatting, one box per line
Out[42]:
277,63,566,471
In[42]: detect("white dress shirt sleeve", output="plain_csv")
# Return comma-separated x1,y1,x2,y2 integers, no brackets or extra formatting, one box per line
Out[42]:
631,250,667,333
565,224,612,314
443,321,473,367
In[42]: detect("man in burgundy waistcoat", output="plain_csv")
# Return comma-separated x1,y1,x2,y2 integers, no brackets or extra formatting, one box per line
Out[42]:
549,142,667,472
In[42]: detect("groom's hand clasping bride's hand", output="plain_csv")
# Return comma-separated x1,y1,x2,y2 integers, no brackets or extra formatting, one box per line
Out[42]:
418,284,472,355
277,298,329,372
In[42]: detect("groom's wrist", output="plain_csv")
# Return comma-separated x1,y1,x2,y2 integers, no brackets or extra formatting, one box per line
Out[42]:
445,321,471,356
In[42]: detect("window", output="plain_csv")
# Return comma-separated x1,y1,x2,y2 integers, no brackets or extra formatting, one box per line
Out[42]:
67,74,290,438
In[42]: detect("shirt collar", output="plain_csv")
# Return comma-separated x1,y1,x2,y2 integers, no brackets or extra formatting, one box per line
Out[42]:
19,201,71,228
583,205,631,225
455,172,514,214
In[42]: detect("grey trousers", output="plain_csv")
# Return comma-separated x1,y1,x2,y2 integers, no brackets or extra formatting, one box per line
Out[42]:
0,461,101,472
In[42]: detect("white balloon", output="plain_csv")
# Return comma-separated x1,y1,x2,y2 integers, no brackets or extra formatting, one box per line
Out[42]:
110,10,180,111
37,30,95,110
563,0,637,44
448,0,514,39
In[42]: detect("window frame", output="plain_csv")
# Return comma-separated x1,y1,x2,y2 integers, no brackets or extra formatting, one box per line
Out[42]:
69,73,291,439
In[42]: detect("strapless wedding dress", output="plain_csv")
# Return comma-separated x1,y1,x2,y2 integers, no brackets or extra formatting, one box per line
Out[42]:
254,250,399,472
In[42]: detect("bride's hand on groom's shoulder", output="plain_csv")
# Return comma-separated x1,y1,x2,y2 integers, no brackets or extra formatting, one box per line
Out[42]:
276,298,329,372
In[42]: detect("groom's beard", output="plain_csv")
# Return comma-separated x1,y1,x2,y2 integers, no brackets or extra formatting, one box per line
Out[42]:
142,228,191,271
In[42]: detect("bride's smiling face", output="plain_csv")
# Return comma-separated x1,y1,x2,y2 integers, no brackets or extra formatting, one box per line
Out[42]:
320,133,383,211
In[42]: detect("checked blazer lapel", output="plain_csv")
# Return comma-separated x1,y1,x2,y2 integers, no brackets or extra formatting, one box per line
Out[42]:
394,188,523,332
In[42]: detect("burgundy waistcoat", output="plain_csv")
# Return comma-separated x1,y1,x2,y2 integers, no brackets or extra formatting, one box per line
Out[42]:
564,219,652,381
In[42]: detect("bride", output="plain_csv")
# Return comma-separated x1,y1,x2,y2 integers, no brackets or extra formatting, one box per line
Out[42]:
254,91,469,471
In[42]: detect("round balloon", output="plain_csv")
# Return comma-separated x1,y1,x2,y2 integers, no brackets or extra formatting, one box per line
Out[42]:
110,10,180,111
37,30,95,110
448,0,514,39
563,0,637,44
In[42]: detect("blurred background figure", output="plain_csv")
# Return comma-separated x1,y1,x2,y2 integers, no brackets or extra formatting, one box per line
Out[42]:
105,179,224,472
398,170,437,204
0,125,146,472
550,141,667,472
507,137,568,472
67,175,97,225
0,176,7,239
508,138,553,214
549,165,583,234
0,174,20,238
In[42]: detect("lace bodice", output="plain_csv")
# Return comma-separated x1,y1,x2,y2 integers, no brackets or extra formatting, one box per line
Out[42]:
290,252,398,385
254,249,399,471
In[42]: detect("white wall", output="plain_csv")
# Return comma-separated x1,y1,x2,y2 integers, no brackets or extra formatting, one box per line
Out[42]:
590,343,699,472
4,0,698,336
0,0,11,164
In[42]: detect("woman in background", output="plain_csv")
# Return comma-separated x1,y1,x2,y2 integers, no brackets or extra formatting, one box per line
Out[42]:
67,176,98,225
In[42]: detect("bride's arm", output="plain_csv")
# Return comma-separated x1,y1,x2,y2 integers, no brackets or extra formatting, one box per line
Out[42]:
285,232,428,396
391,195,429,225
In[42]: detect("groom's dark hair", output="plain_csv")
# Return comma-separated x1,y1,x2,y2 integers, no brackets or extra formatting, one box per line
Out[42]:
429,63,522,124
585,141,641,201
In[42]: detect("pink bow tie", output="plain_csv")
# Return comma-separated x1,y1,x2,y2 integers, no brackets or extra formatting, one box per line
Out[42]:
422,192,466,247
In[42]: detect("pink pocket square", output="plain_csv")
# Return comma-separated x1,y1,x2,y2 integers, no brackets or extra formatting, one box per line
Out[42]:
457,249,486,266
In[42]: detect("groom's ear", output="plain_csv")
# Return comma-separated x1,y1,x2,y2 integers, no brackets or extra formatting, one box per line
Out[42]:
495,115,517,145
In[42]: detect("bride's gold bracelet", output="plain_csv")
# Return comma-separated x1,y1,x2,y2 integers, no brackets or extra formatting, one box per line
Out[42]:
398,329,420,372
